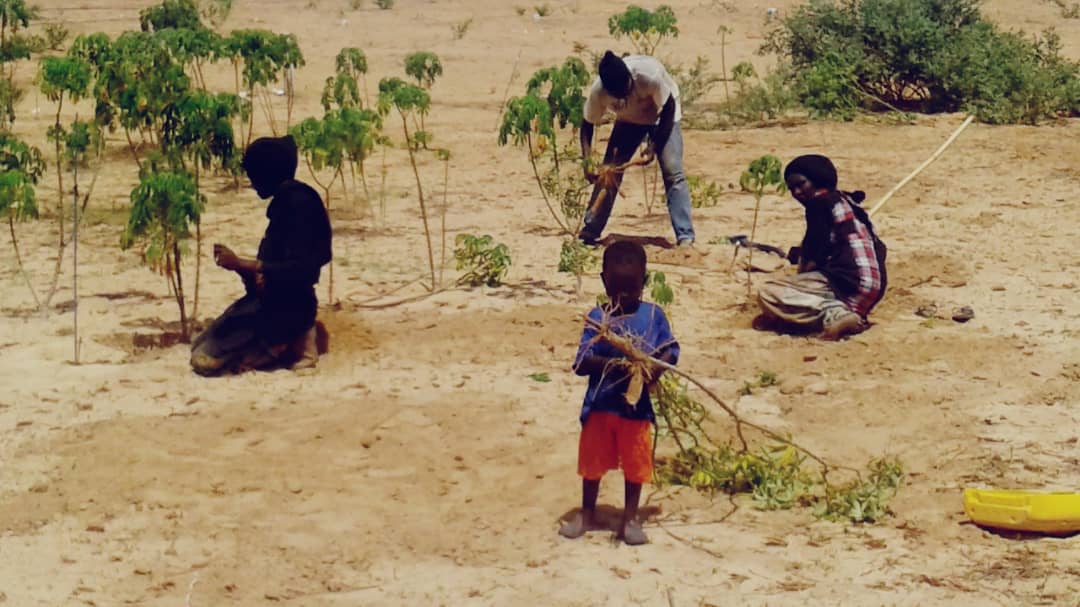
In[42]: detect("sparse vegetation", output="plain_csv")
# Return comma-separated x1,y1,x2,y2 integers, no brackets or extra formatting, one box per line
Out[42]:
688,174,723,208
452,18,473,40
738,155,785,297
558,238,596,296
607,5,678,55
121,162,205,341
454,233,511,287
498,57,591,238
763,0,1080,123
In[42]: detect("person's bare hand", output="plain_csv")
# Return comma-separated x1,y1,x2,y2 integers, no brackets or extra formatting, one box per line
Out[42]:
213,244,239,271
640,144,656,166
644,359,665,388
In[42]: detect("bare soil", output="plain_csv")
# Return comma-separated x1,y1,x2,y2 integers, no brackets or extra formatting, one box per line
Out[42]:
1,1,1077,605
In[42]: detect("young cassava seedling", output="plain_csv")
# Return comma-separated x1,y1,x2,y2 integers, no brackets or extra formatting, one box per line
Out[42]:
378,76,440,291
738,154,785,298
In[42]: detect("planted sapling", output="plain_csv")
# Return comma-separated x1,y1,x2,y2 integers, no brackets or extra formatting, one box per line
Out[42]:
738,155,785,298
454,234,511,287
403,51,441,147
121,164,205,341
607,5,679,55
378,76,439,291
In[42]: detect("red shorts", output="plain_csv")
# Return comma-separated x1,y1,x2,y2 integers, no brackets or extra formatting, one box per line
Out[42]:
577,412,653,484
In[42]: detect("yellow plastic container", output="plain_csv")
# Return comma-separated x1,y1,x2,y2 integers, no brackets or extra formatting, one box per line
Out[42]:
963,488,1080,535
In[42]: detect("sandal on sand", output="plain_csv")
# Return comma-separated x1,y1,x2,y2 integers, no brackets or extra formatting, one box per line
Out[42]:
952,306,975,323
915,304,938,319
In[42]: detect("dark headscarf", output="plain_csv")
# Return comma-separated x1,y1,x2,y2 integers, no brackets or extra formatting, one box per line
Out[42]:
242,135,299,189
598,51,632,97
784,154,838,190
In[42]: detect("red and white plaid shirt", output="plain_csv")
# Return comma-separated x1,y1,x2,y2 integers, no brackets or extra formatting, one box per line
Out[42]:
829,195,883,317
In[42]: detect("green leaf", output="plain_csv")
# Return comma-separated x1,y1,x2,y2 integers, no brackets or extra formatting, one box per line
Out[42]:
527,372,551,383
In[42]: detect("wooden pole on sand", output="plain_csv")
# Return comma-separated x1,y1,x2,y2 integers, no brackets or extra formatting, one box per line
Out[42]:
868,114,976,218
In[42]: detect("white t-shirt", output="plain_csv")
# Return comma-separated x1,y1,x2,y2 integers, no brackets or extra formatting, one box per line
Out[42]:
583,55,681,126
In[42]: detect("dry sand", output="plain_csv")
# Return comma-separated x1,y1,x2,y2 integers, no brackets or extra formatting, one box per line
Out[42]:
1,1,1078,605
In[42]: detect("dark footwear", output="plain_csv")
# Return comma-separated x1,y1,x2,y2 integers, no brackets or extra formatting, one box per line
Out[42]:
622,520,648,546
578,230,600,247
952,306,975,323
821,310,865,340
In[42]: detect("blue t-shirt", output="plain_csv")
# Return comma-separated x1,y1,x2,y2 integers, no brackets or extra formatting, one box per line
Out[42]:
573,302,680,424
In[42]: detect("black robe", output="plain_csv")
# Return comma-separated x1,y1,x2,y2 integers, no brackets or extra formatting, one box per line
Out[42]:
196,180,331,358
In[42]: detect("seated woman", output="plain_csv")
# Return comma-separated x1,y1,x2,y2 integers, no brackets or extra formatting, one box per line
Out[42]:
190,135,332,376
756,154,887,340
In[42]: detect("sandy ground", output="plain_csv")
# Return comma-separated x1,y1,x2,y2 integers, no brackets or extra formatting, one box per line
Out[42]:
1,1,1078,605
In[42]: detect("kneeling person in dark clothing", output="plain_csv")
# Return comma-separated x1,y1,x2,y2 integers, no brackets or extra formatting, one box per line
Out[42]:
191,135,332,376
756,154,887,340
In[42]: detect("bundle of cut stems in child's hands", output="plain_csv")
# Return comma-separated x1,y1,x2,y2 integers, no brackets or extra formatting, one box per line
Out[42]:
586,317,665,407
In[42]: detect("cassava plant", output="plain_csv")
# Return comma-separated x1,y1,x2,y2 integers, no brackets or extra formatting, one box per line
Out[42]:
738,155,786,298
321,71,361,111
497,57,590,236
290,110,347,301
0,0,37,129
558,238,596,297
223,29,304,143
162,90,241,320
139,0,203,32
436,147,450,284
337,106,383,212
454,233,511,287
87,31,192,170
403,51,441,147
607,5,678,55
378,76,440,291
335,47,368,105
63,119,102,363
0,133,45,308
121,161,205,341
38,55,91,246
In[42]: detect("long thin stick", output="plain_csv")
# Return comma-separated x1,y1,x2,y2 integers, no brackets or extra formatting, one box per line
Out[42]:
72,159,80,364
493,48,522,131
868,114,975,218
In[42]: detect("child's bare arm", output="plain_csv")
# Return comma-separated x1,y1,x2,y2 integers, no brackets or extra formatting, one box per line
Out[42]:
645,346,677,386
574,354,626,377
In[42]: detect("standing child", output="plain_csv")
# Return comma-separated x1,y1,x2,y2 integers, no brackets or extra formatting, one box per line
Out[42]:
756,154,887,340
560,241,679,545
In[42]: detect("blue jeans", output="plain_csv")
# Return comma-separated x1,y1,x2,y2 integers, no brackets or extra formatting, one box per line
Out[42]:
580,121,695,244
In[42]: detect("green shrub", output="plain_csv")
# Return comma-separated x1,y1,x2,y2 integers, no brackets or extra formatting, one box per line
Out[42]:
764,0,1080,123
139,0,204,31
688,175,722,208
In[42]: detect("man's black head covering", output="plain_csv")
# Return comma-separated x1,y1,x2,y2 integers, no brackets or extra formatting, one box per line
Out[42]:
598,51,632,98
242,135,299,189
784,154,838,191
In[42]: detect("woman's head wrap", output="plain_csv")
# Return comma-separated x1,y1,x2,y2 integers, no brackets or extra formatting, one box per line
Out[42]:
784,154,838,190
598,51,632,98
